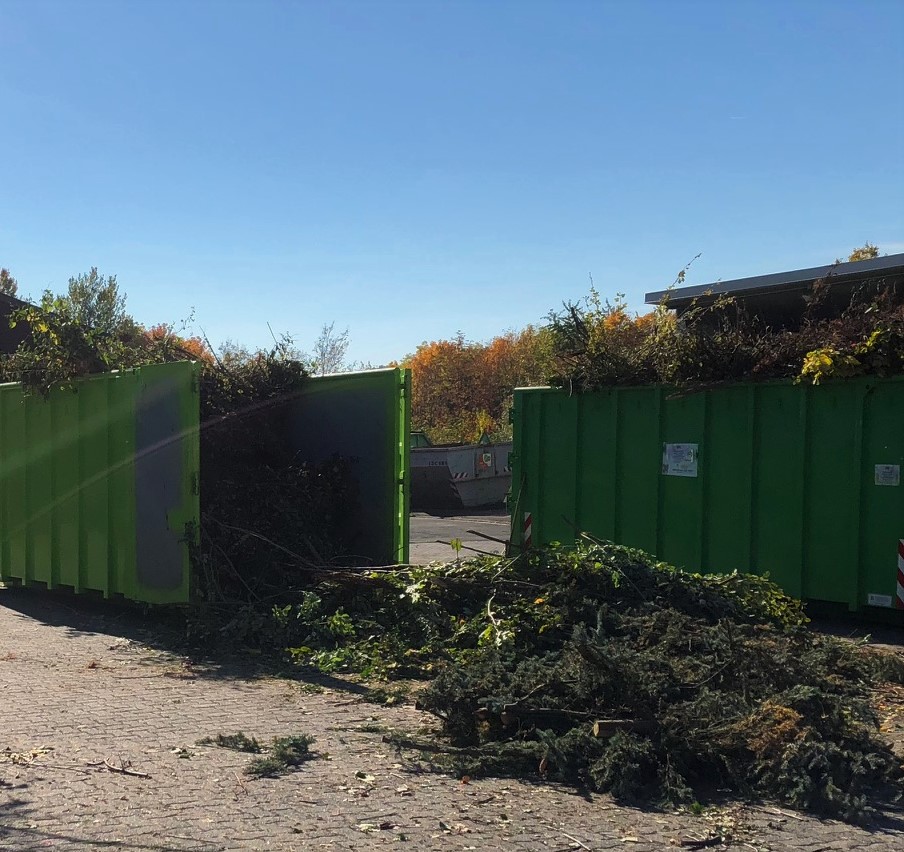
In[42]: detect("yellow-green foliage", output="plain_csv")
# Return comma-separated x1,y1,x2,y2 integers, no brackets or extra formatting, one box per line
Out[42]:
799,348,863,384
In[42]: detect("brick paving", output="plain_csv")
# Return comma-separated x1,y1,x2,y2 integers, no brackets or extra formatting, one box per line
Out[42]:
1,590,902,851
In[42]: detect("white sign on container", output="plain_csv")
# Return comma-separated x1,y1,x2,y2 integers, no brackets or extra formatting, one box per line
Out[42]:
662,443,699,478
874,464,900,487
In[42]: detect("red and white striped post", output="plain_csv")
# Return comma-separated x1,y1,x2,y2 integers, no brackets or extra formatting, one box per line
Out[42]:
896,540,904,610
523,512,533,550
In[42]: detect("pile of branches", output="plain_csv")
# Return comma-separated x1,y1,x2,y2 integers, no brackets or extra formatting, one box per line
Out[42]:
547,269,904,392
248,542,904,822
193,347,360,603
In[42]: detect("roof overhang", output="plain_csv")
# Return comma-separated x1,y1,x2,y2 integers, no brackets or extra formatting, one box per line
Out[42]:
645,253,904,314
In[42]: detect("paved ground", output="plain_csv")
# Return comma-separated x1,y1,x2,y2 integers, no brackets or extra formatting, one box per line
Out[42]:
1,588,904,851
409,509,509,564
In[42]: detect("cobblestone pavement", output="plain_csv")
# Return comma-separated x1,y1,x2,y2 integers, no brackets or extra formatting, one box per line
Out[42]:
1,590,903,852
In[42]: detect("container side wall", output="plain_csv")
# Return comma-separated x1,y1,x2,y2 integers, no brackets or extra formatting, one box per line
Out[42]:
575,391,616,540
615,389,660,555
397,368,411,564
860,383,904,608
107,373,137,597
750,386,806,598
78,378,112,595
538,393,578,544
0,390,28,583
134,362,197,603
703,386,757,575
26,393,54,586
513,377,904,617
0,363,197,604
52,388,82,591
659,392,706,570
803,384,862,606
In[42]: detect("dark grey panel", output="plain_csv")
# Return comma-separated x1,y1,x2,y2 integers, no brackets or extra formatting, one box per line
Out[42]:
288,386,392,564
135,376,184,589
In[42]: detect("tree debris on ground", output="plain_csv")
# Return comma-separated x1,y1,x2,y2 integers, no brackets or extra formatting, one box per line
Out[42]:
236,540,903,822
196,732,262,753
196,731,317,778
244,734,317,778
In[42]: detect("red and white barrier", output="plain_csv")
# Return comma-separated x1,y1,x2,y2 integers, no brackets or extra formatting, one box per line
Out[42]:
897,539,904,610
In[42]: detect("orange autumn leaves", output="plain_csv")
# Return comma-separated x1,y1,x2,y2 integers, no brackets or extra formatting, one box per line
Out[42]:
401,300,659,444
399,327,555,444
144,323,215,363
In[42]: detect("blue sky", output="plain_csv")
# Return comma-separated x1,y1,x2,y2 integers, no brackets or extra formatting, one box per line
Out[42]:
1,0,902,366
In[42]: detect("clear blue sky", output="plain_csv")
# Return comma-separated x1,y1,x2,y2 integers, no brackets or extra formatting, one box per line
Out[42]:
2,0,902,366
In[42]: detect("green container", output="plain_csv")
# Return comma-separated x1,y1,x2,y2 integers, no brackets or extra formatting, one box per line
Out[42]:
0,362,200,604
511,378,904,614
0,364,411,605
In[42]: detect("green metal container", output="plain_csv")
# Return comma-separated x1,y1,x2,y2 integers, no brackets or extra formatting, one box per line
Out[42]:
0,362,200,604
511,378,904,614
0,364,411,605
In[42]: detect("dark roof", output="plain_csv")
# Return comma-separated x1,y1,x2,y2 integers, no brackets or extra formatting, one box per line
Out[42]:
0,292,30,355
0,292,26,309
645,253,904,312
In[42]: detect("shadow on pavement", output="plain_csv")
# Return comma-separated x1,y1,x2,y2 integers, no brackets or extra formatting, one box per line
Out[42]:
0,587,374,696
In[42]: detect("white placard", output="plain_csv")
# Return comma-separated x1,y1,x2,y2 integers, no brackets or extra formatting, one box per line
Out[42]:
867,593,894,608
874,464,900,486
662,443,699,478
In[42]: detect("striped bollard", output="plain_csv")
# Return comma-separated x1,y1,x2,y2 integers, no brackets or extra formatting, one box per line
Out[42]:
897,540,904,610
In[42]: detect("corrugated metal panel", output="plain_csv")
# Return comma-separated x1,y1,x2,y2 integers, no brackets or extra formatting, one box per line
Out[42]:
0,362,199,604
511,378,904,615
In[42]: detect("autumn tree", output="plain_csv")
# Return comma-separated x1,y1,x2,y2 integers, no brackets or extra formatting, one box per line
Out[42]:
840,242,880,263
402,326,554,444
144,323,214,363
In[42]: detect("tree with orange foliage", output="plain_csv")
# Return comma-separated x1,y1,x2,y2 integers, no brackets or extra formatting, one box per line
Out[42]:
401,327,554,444
144,323,215,364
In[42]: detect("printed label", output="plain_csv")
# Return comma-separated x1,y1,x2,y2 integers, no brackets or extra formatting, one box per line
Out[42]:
874,464,900,486
662,443,699,478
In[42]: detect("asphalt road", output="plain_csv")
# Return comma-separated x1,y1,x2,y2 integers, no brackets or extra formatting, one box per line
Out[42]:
409,507,510,563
